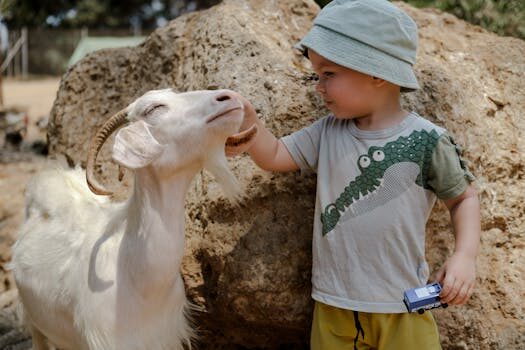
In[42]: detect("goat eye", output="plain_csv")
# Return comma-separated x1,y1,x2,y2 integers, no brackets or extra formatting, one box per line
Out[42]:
144,104,166,116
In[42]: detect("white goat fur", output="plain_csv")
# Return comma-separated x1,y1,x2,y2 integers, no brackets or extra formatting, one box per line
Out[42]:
11,89,246,350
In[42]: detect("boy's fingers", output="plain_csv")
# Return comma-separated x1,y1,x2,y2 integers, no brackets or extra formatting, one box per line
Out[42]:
466,284,475,302
458,282,476,305
225,146,237,157
225,142,253,157
440,275,457,302
225,141,255,157
225,124,258,157
433,266,446,284
453,283,471,305
448,280,464,304
225,145,247,157
225,149,237,157
444,282,461,303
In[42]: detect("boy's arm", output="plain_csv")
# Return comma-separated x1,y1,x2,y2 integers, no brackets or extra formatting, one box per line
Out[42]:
434,183,480,305
226,95,299,172
246,119,299,172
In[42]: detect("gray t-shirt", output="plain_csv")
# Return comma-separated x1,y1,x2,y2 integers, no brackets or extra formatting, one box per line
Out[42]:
281,112,474,313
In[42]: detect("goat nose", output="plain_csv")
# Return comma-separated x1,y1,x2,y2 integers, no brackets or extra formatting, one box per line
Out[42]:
215,92,234,102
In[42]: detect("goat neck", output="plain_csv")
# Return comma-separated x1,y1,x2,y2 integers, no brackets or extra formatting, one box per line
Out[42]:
120,164,197,298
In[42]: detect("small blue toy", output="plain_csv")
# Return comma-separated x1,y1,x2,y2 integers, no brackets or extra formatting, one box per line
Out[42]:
403,282,448,314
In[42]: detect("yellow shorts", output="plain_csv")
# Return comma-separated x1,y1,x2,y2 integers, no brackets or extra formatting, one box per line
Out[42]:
311,301,442,350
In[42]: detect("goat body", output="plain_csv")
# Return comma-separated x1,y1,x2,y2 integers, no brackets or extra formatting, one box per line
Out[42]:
14,167,192,350
11,89,255,350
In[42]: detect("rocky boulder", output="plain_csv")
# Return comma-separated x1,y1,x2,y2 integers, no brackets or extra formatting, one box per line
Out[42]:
47,1,524,349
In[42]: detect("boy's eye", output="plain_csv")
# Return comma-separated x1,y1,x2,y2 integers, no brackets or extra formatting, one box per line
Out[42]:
323,72,335,78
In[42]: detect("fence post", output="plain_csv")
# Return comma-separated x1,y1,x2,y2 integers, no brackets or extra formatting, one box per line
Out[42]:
7,31,11,76
0,50,3,107
22,27,28,79
13,31,18,76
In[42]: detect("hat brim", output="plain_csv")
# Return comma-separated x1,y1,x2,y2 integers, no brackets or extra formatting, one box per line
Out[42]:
295,25,419,92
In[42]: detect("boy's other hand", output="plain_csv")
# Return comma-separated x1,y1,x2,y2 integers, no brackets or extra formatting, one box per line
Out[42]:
226,93,259,157
433,252,476,305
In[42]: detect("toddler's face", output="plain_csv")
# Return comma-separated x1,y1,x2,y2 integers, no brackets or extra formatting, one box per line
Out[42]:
308,49,377,119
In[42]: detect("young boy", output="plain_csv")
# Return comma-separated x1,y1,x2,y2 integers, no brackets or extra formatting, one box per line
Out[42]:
227,0,480,349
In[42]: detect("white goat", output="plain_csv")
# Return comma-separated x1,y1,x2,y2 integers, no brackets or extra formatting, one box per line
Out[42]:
11,88,257,350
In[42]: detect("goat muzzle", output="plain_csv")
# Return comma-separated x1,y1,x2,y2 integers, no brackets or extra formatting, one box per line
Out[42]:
86,109,129,195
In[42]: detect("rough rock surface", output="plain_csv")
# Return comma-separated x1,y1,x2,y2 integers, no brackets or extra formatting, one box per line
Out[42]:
43,1,525,349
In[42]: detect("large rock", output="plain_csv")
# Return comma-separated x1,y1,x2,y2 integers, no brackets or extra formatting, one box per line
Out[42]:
46,1,524,349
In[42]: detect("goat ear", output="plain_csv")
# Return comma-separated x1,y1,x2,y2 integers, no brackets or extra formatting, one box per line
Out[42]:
112,120,165,169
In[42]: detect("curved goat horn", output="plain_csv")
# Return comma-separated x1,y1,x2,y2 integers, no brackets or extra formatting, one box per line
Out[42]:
86,109,129,195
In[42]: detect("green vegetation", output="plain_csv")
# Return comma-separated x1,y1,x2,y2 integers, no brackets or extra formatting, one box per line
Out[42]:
1,0,220,29
404,0,525,39
3,0,524,39
314,0,525,40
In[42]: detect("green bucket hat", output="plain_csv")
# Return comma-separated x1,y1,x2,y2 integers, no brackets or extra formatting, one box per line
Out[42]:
296,0,419,92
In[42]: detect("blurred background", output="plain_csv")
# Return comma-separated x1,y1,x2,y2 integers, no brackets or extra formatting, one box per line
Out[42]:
0,0,523,77
0,0,523,156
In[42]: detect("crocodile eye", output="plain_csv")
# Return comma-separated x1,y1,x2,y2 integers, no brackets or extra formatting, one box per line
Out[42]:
359,155,371,168
372,150,385,162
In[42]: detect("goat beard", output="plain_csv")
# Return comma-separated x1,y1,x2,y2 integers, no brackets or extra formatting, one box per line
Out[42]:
204,149,242,201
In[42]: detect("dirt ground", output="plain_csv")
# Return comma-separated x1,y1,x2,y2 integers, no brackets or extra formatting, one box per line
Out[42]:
3,77,60,142
0,77,60,308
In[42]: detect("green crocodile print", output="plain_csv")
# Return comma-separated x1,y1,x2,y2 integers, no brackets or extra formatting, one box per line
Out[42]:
321,129,441,235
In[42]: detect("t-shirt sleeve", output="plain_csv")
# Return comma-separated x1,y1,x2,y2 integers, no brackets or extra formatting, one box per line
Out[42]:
426,133,476,199
280,117,325,172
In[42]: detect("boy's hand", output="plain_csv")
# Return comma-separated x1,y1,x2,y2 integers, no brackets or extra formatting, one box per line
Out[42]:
435,184,480,306
225,124,258,157
226,94,259,157
433,251,476,305
225,92,298,172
